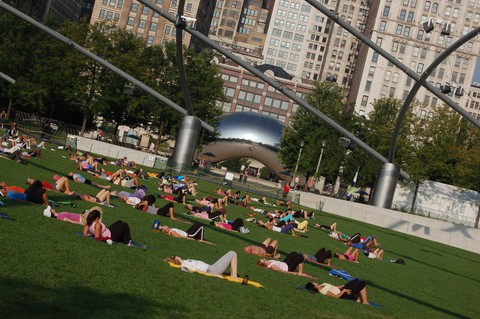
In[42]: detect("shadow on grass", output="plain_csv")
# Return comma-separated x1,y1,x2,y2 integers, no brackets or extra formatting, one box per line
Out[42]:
0,276,187,318
363,279,470,319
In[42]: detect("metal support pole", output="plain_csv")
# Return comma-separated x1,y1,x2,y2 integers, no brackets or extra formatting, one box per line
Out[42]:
314,141,325,176
0,72,15,84
170,115,201,172
291,141,304,187
371,163,400,209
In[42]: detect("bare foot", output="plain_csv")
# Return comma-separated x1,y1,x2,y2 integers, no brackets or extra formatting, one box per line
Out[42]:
274,254,281,259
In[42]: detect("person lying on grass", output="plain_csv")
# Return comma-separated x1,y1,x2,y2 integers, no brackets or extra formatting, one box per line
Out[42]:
303,247,334,267
256,252,315,278
135,201,189,223
334,247,360,263
27,176,74,195
243,238,281,259
0,179,49,206
158,192,187,205
43,205,103,225
67,172,110,189
313,222,337,232
257,220,297,236
186,205,228,223
75,189,111,206
111,189,146,205
165,251,238,279
304,278,370,305
83,209,133,245
155,222,213,244
365,248,385,260
211,217,248,233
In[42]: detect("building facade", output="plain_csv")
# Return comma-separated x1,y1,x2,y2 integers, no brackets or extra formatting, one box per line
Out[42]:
465,83,480,120
214,56,315,125
4,0,84,22
90,0,204,46
350,0,480,118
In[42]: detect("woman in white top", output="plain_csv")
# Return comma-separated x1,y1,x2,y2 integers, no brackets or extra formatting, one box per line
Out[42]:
165,251,238,279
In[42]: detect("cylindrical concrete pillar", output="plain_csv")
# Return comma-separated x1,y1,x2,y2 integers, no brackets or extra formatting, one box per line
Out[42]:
371,163,400,209
170,116,201,172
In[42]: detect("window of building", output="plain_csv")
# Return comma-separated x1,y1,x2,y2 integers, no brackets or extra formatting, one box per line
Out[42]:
139,19,146,28
399,9,406,20
127,17,134,25
368,66,375,77
379,20,387,31
403,26,411,36
395,24,403,35
372,52,379,62
417,29,424,40
365,81,372,92
431,3,438,13
131,3,138,12
165,25,171,35
99,9,105,18
424,1,431,11
361,95,368,106
383,6,390,16
407,11,414,22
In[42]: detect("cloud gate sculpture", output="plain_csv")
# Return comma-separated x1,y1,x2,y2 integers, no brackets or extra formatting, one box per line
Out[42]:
201,112,290,180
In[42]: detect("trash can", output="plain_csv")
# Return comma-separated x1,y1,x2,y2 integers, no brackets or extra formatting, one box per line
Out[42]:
292,193,300,204
242,175,248,183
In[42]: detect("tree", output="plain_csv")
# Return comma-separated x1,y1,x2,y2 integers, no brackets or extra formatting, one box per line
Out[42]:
279,82,358,183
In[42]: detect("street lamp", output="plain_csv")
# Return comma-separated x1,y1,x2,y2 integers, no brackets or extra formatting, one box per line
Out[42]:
291,140,304,187
315,141,326,176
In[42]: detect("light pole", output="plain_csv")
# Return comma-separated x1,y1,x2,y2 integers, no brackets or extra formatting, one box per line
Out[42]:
314,141,326,176
291,140,304,187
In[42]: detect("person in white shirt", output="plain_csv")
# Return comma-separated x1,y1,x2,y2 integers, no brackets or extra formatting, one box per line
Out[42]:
165,251,238,279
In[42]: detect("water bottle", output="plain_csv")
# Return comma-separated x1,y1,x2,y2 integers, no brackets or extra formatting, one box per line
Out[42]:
242,275,249,285
153,220,161,229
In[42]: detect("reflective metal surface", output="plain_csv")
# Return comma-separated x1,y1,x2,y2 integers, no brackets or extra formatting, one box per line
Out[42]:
201,112,290,181
216,112,285,151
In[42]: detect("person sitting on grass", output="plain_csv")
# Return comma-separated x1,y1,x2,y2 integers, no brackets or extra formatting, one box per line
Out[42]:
75,189,112,206
304,278,370,305
83,209,133,245
27,176,74,195
334,247,360,263
43,206,103,225
256,252,315,278
165,251,238,279
243,238,281,259
156,222,213,244
67,172,110,189
303,247,334,267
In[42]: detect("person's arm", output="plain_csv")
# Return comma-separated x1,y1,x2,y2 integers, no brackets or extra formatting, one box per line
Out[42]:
63,217,82,225
83,225,92,237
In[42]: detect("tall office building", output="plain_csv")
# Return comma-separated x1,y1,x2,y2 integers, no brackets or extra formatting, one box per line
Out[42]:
3,0,84,22
350,0,480,118
465,83,480,120
208,0,274,64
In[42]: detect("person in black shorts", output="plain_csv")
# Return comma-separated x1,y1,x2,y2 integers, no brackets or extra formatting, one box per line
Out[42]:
304,278,370,305
135,202,188,223
304,247,333,266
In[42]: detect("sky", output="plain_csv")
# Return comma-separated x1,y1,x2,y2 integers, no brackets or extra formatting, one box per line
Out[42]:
474,56,480,83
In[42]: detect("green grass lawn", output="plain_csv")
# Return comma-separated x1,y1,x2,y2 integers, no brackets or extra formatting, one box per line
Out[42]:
1,145,479,319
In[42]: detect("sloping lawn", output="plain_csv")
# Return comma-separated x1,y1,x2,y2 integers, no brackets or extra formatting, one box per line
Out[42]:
1,146,479,319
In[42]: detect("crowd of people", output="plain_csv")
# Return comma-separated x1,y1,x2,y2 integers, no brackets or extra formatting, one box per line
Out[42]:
0,134,389,308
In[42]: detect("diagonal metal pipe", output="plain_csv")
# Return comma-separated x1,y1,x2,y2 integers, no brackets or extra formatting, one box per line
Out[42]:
0,71,16,84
